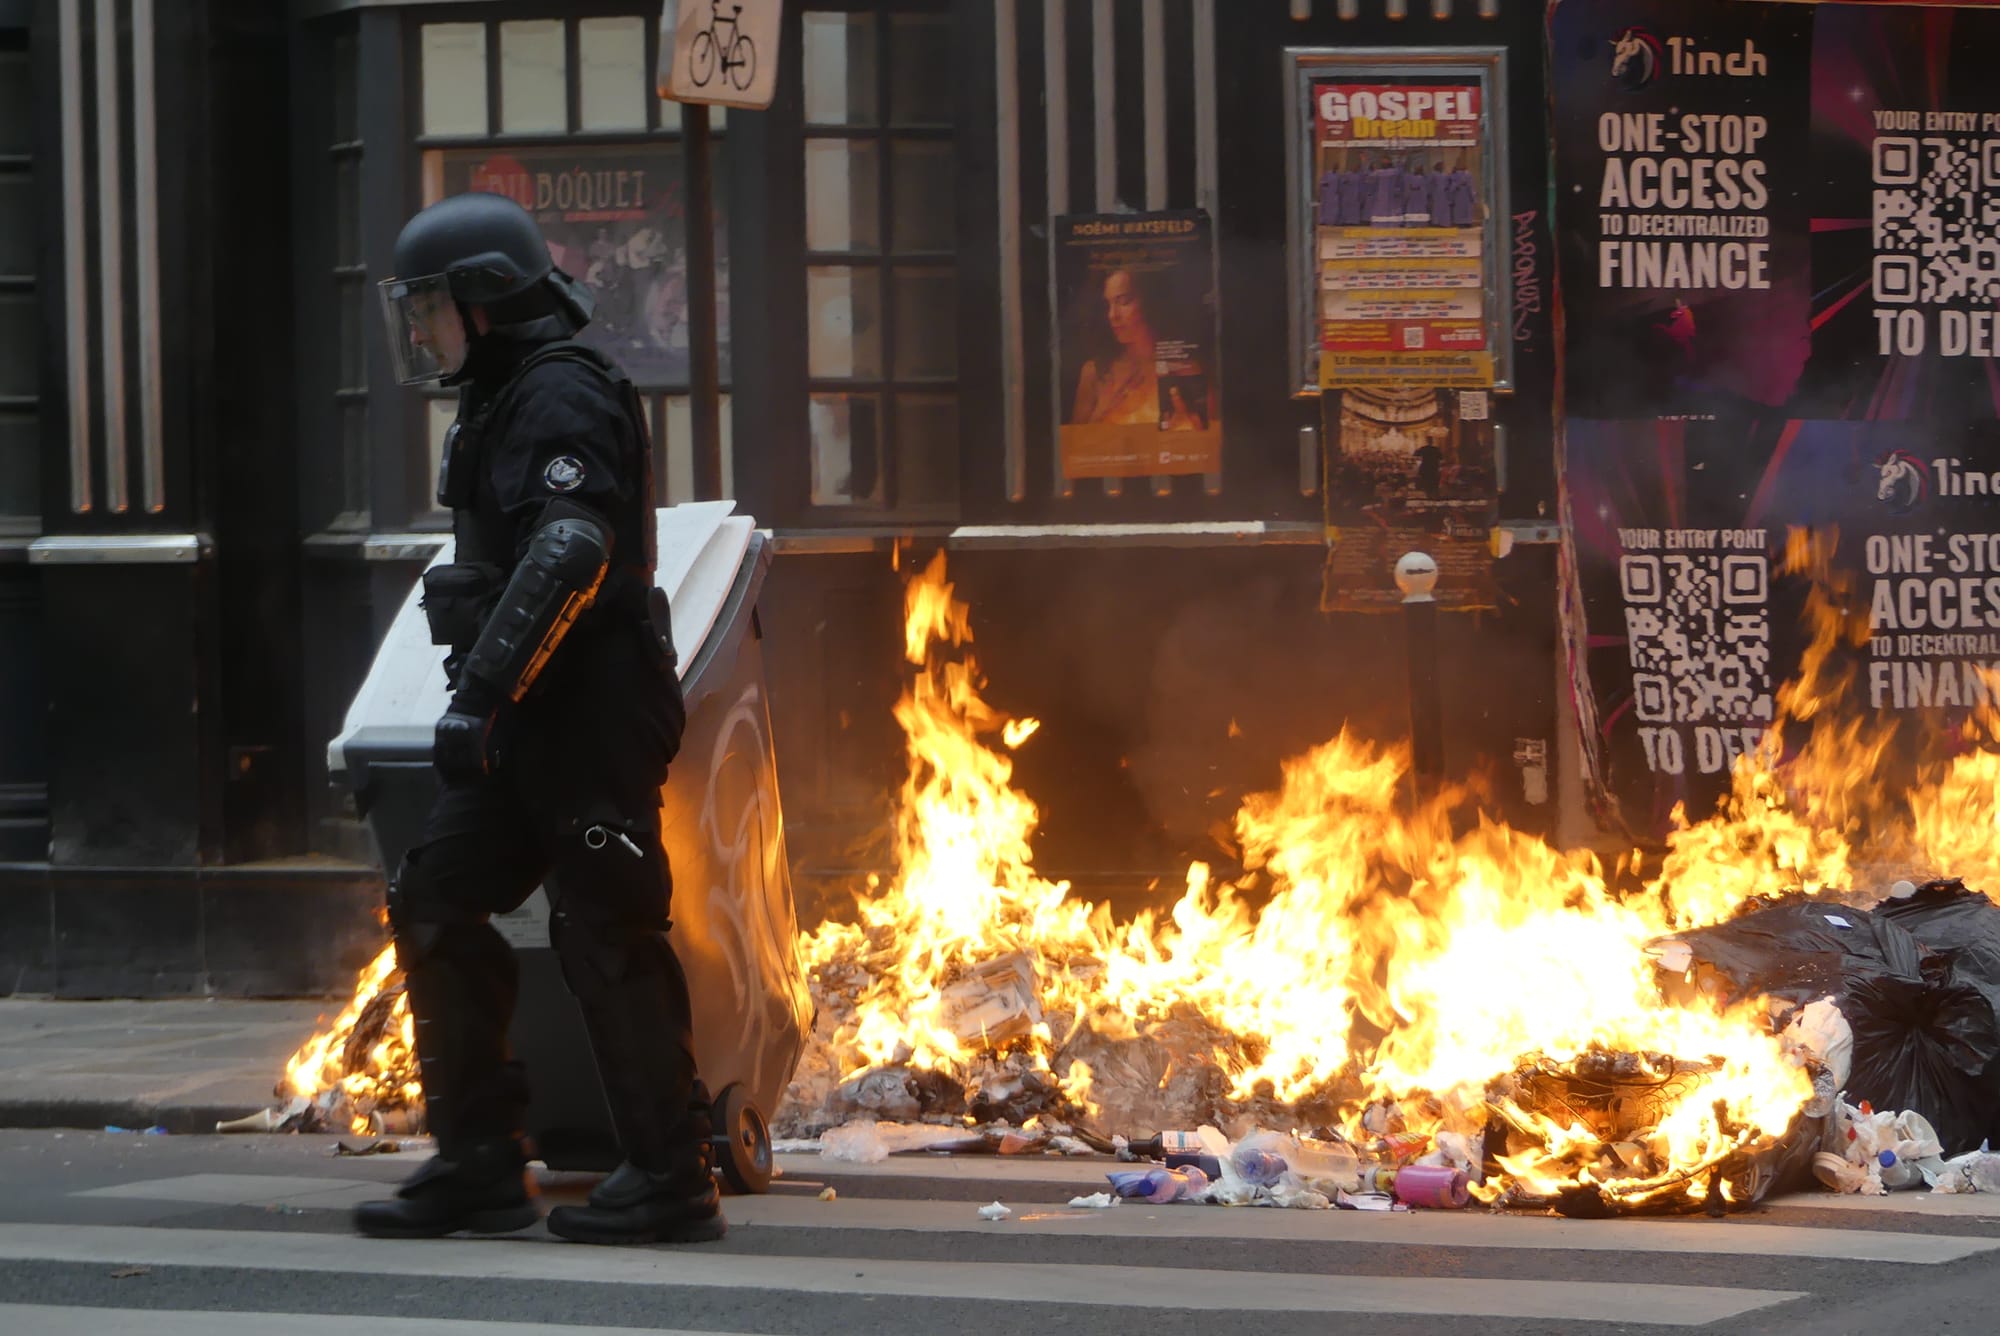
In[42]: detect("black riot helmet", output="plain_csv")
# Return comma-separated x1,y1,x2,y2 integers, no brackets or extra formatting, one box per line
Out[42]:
379,192,595,385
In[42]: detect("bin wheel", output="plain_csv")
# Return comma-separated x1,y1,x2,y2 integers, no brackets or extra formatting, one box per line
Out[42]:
712,1083,773,1195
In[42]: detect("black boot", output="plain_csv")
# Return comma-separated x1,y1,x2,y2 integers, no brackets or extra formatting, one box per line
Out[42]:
546,1156,725,1245
353,1137,539,1239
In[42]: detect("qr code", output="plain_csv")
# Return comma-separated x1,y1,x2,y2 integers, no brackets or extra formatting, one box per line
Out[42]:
1873,136,2000,305
1621,553,1774,725
1403,327,1425,349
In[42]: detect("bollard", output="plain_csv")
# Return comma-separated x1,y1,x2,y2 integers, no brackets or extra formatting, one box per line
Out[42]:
1396,552,1444,784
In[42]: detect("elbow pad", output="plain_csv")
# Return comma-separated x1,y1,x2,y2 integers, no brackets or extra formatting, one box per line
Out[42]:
459,500,612,703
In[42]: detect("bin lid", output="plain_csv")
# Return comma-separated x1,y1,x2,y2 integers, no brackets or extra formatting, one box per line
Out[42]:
328,502,756,776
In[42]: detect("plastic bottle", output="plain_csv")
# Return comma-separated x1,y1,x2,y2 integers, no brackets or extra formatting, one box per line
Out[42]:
1877,1149,1923,1191
1286,1134,1362,1191
1106,1165,1211,1203
1231,1147,1289,1187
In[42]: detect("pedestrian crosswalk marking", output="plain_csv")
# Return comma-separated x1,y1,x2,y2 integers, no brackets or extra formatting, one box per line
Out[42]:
76,1174,386,1209
722,1192,2000,1264
0,1306,759,1336
72,1175,2000,1268
0,1223,1805,1325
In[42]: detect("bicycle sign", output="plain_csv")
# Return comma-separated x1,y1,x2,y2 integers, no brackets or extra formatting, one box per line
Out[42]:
659,0,780,110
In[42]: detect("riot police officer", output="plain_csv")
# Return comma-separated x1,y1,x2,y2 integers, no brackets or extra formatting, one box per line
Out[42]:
353,192,723,1246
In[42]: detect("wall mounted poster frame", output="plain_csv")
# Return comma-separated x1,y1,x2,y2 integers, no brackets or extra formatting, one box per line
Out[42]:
1284,47,1513,396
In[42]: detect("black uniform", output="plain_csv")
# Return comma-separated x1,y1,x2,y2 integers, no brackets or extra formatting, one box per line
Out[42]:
389,328,709,1170
359,190,724,1244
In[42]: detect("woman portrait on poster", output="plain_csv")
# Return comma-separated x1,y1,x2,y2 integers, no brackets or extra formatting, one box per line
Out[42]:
1071,268,1166,426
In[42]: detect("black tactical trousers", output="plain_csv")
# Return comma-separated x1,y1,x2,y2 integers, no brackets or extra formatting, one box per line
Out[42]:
388,632,700,1171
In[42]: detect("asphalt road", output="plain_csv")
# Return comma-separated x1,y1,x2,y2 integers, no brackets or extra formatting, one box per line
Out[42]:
0,1129,1996,1335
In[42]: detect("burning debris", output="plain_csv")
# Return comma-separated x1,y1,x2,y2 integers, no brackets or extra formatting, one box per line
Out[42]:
282,538,2000,1214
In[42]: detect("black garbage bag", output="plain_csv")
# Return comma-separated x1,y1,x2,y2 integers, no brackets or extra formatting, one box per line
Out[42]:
1662,888,2000,1156
1663,895,1890,1009
1876,879,2000,1017
1842,917,2000,1156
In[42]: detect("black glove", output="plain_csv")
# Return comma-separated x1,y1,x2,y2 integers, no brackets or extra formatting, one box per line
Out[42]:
433,680,501,783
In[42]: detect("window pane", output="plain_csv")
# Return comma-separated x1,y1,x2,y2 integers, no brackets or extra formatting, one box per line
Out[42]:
802,14,876,126
807,267,881,380
0,293,36,397
332,31,359,143
663,393,735,503
0,176,34,276
425,397,456,509
889,17,952,127
892,268,956,381
337,281,365,391
500,20,567,134
890,141,954,253
653,98,727,132
334,155,360,268
895,394,960,509
665,395,691,503
805,139,879,253
579,18,647,131
0,410,38,521
340,401,369,520
809,393,882,507
0,52,29,157
421,23,488,137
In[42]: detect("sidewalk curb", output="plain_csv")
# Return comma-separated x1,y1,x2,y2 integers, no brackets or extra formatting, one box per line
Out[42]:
0,1098,266,1136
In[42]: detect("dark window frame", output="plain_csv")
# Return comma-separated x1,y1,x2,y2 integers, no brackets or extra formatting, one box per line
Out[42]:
792,0,961,526
352,3,739,531
0,23,40,533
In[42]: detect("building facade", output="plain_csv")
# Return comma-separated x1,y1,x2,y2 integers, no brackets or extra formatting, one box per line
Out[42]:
0,0,1570,996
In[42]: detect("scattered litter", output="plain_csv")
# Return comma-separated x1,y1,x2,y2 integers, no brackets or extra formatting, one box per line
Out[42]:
940,952,1044,1047
331,1139,403,1157
1930,1150,2000,1194
1067,1192,1118,1209
110,1267,150,1279
818,1186,838,1202
102,1126,167,1136
1394,1163,1471,1208
977,1201,1011,1220
1107,1165,1209,1203
772,1138,823,1154
819,1120,983,1164
1335,1190,1406,1212
368,1107,424,1136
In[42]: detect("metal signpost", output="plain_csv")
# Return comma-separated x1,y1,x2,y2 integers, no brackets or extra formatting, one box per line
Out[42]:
659,1,782,501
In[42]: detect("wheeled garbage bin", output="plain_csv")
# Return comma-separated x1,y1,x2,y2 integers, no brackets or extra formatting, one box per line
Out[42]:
329,501,811,1193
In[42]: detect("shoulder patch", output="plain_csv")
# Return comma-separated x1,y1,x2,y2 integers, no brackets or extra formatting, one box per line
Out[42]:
542,455,586,493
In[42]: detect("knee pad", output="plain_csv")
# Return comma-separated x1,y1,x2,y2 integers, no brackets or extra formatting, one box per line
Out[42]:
386,856,446,968
550,910,689,1007
388,849,501,971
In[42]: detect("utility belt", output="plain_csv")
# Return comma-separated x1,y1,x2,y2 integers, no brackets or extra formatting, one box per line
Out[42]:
421,561,675,673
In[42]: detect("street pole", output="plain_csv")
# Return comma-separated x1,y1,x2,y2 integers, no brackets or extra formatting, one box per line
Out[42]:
686,102,724,502
1397,551,1444,788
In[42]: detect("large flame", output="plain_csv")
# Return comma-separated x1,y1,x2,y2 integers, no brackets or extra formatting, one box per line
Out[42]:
289,536,2000,1207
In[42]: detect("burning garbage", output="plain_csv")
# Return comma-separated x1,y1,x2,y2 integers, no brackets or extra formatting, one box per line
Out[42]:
278,540,2000,1215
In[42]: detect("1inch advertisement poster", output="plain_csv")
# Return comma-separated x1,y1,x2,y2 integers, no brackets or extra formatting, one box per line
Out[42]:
1055,211,1222,480
426,144,730,388
1311,78,1496,387
1550,0,2000,834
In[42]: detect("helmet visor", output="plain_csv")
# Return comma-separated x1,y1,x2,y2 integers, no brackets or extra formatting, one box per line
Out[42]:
378,274,468,385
